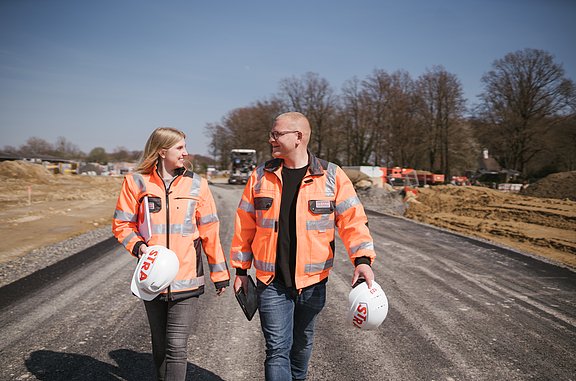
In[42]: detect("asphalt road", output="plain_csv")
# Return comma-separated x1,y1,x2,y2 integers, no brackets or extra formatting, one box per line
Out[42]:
0,183,575,380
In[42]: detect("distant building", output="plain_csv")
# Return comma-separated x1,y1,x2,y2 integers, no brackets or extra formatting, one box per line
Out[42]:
477,148,501,171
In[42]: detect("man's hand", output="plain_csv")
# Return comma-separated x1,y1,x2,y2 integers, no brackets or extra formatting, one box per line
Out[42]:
234,275,249,295
352,263,374,289
216,287,226,296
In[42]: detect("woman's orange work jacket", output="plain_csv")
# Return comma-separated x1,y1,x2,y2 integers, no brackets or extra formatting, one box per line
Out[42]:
230,152,376,290
113,167,229,300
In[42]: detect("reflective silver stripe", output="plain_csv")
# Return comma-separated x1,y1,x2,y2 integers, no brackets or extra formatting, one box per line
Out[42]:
114,209,137,222
232,251,253,262
182,199,197,234
198,213,219,226
239,199,255,214
133,173,146,192
335,196,361,216
254,259,275,273
256,210,277,229
305,258,333,273
152,224,166,234
325,162,337,197
350,241,374,255
254,165,266,195
122,231,137,247
171,276,205,291
209,261,229,273
151,223,198,235
306,219,335,231
181,174,202,233
189,173,202,197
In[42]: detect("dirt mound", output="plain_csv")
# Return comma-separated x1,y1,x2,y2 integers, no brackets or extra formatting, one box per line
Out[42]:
343,169,369,184
404,185,576,267
356,186,409,215
520,171,576,201
0,160,55,183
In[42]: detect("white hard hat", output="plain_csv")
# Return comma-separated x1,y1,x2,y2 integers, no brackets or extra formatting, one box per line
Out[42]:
346,280,388,330
131,245,180,301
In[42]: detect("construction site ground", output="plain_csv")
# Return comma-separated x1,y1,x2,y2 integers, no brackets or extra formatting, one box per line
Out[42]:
1,161,575,270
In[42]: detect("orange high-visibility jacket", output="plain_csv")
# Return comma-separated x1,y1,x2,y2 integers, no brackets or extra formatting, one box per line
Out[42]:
230,152,376,290
113,167,230,300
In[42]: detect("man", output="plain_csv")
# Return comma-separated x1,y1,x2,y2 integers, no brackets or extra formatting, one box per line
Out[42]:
231,112,376,381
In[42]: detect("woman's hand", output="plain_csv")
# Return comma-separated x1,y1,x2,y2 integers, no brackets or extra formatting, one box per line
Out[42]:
138,244,148,259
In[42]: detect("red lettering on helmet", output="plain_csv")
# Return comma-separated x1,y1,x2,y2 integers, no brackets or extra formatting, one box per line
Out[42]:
352,302,368,327
142,262,150,271
357,304,368,318
149,250,158,257
140,270,148,281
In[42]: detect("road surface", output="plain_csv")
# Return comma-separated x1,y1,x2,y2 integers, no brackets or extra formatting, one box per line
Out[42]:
0,184,575,380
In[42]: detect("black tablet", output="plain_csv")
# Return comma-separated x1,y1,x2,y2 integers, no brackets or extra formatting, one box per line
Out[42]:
235,274,258,321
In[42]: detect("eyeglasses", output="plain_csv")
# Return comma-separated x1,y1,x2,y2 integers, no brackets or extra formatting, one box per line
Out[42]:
269,130,300,140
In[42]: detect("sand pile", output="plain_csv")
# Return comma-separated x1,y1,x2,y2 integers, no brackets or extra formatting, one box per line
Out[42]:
0,160,56,184
520,171,576,201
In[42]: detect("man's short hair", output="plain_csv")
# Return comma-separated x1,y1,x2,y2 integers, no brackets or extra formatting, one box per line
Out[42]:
275,112,308,122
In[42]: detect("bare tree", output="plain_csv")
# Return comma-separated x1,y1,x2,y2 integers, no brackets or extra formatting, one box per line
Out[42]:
385,70,426,169
339,76,374,166
53,136,82,159
416,65,467,180
20,137,53,155
278,72,339,161
361,69,392,166
204,98,285,168
474,48,575,174
110,146,131,162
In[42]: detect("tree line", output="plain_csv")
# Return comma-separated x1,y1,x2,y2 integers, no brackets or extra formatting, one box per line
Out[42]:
2,136,142,165
205,48,576,181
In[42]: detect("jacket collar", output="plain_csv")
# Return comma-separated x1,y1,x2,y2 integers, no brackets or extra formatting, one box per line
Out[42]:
264,149,324,176
152,165,187,180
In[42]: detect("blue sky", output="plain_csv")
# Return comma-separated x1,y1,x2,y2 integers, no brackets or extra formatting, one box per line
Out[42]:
1,0,575,157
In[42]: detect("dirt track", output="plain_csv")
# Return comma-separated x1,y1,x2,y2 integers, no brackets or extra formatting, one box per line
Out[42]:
1,161,575,269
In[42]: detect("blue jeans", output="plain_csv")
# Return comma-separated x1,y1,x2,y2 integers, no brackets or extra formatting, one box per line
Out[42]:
257,280,327,381
144,297,198,381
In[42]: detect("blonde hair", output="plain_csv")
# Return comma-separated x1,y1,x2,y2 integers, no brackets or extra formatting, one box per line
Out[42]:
136,127,186,174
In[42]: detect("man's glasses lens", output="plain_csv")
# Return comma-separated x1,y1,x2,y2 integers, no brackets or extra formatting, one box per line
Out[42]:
269,131,299,140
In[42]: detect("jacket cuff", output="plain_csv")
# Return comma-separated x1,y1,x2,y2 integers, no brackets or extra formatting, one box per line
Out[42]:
214,280,230,289
235,268,248,276
354,256,372,267
132,241,146,257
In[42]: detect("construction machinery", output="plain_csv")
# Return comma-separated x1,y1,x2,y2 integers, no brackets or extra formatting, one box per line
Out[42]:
229,149,257,184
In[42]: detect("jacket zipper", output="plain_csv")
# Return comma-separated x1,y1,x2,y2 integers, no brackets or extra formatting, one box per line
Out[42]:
165,178,174,301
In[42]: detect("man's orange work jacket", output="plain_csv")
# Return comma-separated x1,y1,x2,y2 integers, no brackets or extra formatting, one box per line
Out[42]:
113,167,229,300
230,152,376,290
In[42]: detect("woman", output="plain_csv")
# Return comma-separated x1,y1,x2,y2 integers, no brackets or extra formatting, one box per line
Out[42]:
113,127,230,381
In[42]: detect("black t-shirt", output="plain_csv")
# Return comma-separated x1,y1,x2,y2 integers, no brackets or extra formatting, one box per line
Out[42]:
275,165,308,288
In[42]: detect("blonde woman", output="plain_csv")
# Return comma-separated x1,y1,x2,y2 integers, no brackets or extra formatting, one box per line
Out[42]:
113,127,229,381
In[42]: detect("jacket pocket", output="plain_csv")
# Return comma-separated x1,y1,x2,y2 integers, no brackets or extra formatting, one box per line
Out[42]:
139,196,162,213
308,200,335,214
254,197,274,210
